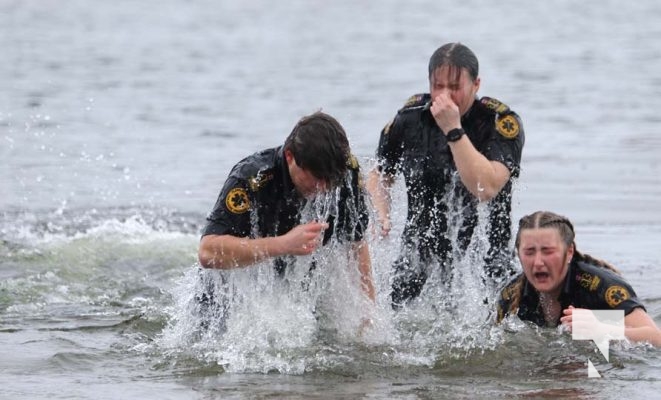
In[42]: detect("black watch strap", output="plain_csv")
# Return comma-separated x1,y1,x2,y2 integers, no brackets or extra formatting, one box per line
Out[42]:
446,128,465,142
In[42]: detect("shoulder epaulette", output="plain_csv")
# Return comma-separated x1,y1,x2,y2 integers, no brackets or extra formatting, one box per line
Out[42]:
346,153,359,170
398,93,431,113
480,96,511,115
248,170,274,192
346,153,365,187
481,96,521,139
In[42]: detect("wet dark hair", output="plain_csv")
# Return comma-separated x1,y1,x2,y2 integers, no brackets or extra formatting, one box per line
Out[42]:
502,211,620,320
283,111,350,187
428,42,479,82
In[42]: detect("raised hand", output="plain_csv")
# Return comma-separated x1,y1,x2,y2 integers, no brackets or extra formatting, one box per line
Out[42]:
281,221,328,255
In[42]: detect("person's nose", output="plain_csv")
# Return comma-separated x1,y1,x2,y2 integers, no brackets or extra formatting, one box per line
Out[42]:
532,251,544,267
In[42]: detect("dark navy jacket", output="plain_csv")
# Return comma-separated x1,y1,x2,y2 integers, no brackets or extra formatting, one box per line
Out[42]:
497,259,645,326
376,94,524,269
202,146,368,250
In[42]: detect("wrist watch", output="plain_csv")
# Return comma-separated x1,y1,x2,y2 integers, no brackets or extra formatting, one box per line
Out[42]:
446,127,465,142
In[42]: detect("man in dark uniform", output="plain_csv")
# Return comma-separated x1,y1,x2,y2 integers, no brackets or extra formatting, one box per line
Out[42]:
367,42,525,308
199,111,375,302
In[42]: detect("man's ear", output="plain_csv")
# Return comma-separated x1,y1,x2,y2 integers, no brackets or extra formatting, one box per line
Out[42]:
284,149,294,165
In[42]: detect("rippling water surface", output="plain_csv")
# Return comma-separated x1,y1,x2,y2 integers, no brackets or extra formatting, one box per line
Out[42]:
2,1,661,399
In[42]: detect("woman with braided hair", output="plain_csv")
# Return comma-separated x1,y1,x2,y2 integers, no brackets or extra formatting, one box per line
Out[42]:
496,211,661,346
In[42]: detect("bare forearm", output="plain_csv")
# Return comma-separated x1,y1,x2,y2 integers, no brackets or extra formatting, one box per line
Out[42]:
624,310,661,346
198,222,327,269
625,326,661,346
354,241,376,302
367,169,391,215
198,234,284,269
366,169,394,235
448,137,509,201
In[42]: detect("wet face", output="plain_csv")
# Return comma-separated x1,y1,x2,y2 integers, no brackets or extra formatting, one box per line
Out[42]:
517,227,574,297
430,65,480,117
285,150,329,199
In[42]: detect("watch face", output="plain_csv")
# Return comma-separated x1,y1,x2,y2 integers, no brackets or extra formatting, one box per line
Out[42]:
447,128,464,142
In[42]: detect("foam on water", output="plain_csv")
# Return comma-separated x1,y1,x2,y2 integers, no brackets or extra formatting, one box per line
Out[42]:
0,208,198,334
156,181,513,375
4,0,661,396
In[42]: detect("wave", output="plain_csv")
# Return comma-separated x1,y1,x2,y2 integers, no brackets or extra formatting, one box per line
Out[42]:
0,206,200,332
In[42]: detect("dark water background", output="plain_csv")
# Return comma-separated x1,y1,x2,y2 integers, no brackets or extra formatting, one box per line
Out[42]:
2,0,661,398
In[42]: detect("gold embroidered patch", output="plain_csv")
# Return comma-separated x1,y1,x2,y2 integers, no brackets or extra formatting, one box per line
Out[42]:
578,273,601,292
248,173,272,192
225,187,250,214
496,114,520,139
481,96,510,114
347,153,359,169
403,94,423,108
605,285,630,308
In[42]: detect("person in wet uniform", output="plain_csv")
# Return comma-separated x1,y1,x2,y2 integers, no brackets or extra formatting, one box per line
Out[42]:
367,42,525,308
496,211,661,346
197,111,375,328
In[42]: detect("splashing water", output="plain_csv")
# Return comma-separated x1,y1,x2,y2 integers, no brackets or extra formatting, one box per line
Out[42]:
158,171,509,374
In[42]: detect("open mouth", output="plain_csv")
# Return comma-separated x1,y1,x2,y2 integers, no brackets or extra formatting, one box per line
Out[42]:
534,271,550,280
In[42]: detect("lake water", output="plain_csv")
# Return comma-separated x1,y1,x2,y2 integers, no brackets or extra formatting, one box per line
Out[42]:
2,0,660,399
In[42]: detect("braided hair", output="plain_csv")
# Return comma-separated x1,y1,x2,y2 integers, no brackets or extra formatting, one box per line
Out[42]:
506,211,619,316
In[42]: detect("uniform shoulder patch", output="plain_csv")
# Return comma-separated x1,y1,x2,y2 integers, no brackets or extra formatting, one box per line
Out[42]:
347,154,364,187
577,272,601,292
248,172,273,192
496,114,520,139
403,93,426,108
480,96,510,114
605,285,630,308
481,96,520,139
398,93,431,115
225,187,250,214
347,153,359,170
